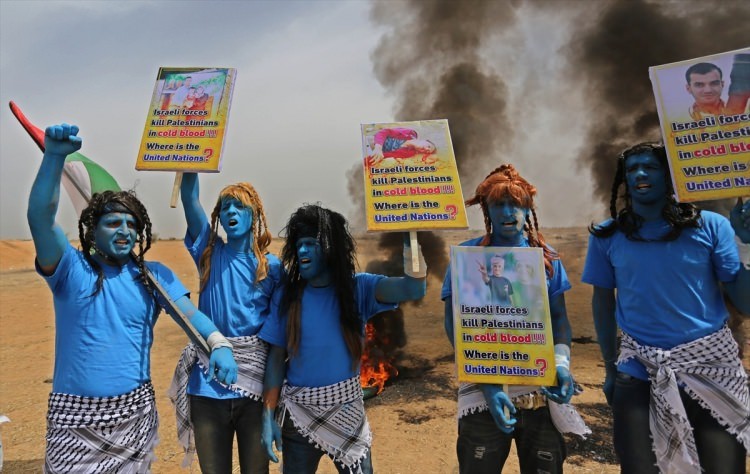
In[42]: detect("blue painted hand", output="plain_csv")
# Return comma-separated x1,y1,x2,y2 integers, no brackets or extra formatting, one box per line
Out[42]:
480,384,517,434
261,407,282,463
44,123,82,157
207,347,238,385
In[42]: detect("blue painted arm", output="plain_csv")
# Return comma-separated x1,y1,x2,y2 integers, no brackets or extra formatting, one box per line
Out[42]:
725,268,750,314
262,344,286,462
375,236,427,303
541,293,574,404
27,124,82,275
549,293,572,347
180,172,208,242
173,295,238,385
375,274,426,303
592,286,618,405
444,299,455,347
724,199,750,314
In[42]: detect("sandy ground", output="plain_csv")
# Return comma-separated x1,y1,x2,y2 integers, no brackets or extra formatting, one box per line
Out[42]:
1,229,747,473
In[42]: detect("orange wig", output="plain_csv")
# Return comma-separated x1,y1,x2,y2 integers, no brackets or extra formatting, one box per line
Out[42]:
466,164,557,277
199,182,272,290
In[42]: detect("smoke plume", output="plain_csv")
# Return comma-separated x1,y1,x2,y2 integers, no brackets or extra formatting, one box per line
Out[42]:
349,0,749,377
568,0,750,212
347,0,521,286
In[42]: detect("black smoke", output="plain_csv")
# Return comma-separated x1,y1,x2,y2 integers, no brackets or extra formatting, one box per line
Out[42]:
567,0,749,212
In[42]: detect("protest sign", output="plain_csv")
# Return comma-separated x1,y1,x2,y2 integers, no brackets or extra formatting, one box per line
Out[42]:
650,48,749,202
136,67,237,172
361,120,468,231
450,246,556,386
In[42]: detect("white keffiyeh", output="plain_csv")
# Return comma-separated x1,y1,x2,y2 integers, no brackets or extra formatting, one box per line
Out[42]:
619,326,750,474
167,335,268,467
280,376,371,474
45,382,158,474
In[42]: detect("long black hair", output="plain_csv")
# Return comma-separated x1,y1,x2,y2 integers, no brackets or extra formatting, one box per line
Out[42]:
589,142,700,241
280,204,362,368
78,190,153,297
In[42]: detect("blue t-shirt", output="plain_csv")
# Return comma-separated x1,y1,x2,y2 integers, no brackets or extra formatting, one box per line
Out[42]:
441,236,571,302
39,244,188,397
581,211,740,379
258,273,397,388
185,223,284,398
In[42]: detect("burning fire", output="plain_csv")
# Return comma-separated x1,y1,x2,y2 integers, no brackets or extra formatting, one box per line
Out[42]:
360,322,398,395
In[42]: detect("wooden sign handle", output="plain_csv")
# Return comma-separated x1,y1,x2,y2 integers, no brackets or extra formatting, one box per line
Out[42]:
503,383,510,419
410,230,420,274
170,172,183,208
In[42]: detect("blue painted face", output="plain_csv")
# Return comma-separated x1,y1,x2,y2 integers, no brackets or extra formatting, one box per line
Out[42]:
219,197,253,241
624,152,667,205
94,212,136,264
488,198,529,244
296,237,329,285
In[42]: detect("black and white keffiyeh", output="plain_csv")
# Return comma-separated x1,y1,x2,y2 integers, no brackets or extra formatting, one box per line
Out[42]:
620,326,750,473
44,382,158,474
167,335,268,467
456,382,590,437
280,376,371,474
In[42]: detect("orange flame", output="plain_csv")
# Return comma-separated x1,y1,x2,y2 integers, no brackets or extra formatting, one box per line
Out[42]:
360,323,398,394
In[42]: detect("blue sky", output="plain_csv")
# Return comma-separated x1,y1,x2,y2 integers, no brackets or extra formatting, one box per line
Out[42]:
0,0,595,240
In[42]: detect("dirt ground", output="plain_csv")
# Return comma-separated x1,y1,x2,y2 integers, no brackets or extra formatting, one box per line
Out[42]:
1,229,748,473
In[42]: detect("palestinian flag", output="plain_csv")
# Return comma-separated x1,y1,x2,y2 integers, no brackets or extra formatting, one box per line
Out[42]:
10,101,210,353
9,101,120,215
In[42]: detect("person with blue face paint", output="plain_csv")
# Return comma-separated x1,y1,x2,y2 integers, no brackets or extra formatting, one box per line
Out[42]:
168,173,285,474
258,204,427,473
582,142,750,473
442,164,588,474
27,124,238,473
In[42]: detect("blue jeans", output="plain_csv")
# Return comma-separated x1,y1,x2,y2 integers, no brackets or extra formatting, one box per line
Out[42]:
281,414,374,474
457,407,566,474
612,373,746,474
189,395,268,474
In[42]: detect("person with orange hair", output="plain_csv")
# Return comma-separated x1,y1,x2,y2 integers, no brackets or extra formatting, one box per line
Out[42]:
168,173,285,474
442,164,588,474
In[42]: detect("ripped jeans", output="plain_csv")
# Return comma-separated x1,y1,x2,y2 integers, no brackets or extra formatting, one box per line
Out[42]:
457,407,566,474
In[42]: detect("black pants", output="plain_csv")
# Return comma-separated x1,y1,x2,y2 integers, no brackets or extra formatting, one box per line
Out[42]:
457,407,566,474
612,373,746,474
189,395,268,474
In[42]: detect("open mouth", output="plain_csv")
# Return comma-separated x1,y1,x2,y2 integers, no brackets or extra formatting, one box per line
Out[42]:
635,183,651,190
228,218,238,227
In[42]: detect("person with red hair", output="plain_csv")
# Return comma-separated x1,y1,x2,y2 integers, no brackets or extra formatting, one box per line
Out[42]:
442,164,587,474
168,173,285,473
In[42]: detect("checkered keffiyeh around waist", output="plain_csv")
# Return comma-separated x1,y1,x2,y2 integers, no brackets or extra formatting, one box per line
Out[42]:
280,376,371,474
457,383,590,437
44,381,158,473
167,335,269,467
620,326,750,473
